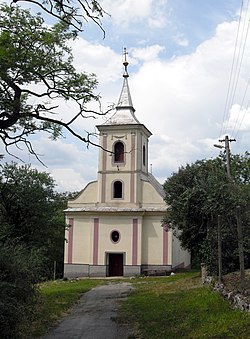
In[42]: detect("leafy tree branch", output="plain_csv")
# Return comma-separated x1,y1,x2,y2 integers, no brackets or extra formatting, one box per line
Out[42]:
0,4,111,159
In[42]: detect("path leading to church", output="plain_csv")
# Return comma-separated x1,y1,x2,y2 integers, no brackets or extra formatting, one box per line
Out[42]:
43,282,133,339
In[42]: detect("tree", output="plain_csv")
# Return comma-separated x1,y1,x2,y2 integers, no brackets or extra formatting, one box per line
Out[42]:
0,162,66,278
0,163,72,336
0,4,107,160
13,0,107,34
163,153,250,274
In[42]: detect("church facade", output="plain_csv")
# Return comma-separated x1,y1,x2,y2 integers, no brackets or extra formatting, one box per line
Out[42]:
64,55,190,278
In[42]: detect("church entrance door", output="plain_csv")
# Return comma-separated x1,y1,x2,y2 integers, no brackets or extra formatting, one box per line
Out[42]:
108,253,123,276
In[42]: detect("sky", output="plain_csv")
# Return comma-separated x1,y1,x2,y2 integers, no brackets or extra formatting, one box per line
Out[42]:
1,0,250,192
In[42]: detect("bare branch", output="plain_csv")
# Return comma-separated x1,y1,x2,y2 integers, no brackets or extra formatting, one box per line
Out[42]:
12,0,108,37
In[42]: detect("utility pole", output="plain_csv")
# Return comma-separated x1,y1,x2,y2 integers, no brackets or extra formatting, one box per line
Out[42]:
214,135,236,284
216,136,245,290
218,135,236,180
217,215,222,284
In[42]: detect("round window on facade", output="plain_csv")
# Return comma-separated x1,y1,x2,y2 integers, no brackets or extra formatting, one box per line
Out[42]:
111,230,120,243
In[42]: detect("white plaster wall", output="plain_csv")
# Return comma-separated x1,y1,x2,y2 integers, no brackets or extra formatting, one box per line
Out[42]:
96,216,135,265
172,232,191,268
65,215,92,264
73,217,91,263
141,216,164,265
142,181,165,205
68,182,98,207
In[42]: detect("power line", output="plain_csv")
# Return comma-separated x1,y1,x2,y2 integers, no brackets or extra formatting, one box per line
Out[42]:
220,0,244,137
231,77,250,137
225,16,250,136
235,99,250,139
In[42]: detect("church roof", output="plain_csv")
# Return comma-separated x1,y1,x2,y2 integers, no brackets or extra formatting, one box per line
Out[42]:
103,48,141,126
65,206,167,213
142,173,165,198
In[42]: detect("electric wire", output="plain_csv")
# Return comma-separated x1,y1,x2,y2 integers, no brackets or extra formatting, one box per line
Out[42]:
224,15,250,134
226,17,250,130
235,99,250,139
220,0,244,137
231,77,250,137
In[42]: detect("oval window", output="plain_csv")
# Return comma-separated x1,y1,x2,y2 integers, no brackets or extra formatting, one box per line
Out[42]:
111,230,120,243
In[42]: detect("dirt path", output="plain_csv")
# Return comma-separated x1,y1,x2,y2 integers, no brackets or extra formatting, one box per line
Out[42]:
43,282,133,339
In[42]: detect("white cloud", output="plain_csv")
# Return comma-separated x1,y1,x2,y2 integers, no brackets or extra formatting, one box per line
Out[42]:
51,168,88,192
30,137,99,192
119,16,250,179
69,38,121,84
100,0,168,29
224,104,250,133
101,0,153,26
174,35,189,47
3,2,249,191
131,45,165,62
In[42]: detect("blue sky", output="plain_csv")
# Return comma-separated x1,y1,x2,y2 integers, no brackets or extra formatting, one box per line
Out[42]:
1,0,250,192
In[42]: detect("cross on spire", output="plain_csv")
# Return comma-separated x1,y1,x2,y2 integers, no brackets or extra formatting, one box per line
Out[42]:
123,47,129,78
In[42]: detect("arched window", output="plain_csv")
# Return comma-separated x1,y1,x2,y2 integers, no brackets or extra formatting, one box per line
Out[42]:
114,142,124,162
113,180,122,198
143,145,146,166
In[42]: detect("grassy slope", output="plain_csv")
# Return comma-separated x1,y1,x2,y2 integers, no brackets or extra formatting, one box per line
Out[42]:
30,272,250,338
121,272,250,338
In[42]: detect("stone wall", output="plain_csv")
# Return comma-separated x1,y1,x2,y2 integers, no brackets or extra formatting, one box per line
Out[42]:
213,282,250,312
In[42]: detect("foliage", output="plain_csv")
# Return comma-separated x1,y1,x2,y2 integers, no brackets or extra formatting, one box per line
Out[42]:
0,242,41,338
0,162,66,278
0,3,106,159
163,152,250,274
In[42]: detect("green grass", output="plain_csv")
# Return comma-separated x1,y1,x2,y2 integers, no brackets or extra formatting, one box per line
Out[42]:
30,279,105,337
29,272,250,338
121,272,250,338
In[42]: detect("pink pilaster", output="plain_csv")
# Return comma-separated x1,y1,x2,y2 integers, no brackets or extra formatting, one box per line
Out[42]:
93,218,99,265
130,133,135,203
163,225,168,265
68,218,74,264
101,135,107,203
132,218,138,265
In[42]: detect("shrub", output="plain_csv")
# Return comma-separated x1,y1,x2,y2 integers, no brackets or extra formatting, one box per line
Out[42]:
0,242,41,338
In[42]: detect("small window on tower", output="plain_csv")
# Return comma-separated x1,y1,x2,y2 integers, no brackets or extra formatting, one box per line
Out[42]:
113,180,123,198
143,145,146,166
114,142,124,162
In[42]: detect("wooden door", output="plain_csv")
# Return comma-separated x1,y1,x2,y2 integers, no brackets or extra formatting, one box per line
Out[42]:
108,253,123,276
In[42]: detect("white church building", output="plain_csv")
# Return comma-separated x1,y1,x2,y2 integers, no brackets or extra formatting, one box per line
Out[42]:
64,53,190,278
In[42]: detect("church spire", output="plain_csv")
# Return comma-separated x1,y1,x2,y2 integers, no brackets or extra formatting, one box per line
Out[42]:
116,48,135,113
103,47,140,125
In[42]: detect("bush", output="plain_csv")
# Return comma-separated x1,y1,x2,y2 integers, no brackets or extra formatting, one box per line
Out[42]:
0,242,41,338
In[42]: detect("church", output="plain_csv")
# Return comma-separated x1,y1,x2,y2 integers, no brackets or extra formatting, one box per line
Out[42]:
64,52,190,278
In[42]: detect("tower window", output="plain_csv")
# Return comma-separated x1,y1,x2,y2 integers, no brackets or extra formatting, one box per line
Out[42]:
143,145,146,166
113,180,123,198
114,141,124,162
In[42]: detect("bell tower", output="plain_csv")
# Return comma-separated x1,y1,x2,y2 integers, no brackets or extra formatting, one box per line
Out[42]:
96,49,152,207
